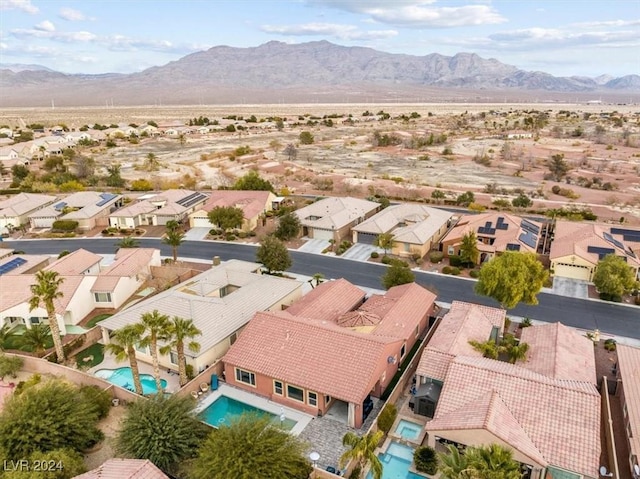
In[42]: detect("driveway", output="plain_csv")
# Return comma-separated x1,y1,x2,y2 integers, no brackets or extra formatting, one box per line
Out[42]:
552,277,589,299
297,238,331,254
340,243,384,262
184,227,210,241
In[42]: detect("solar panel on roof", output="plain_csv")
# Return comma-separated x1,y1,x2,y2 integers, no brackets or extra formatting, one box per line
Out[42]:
0,257,27,275
53,201,67,211
485,221,492,228
587,246,616,260
521,219,540,235
506,243,521,251
603,232,625,250
496,217,509,230
177,192,207,208
518,232,538,249
96,193,117,207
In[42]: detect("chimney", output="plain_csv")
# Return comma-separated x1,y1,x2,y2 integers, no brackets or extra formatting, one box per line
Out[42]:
212,256,221,266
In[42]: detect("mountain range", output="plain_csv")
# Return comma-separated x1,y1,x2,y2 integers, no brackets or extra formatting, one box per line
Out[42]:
1,41,639,107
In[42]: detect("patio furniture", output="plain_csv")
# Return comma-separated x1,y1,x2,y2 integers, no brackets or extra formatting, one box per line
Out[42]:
190,391,199,400
325,466,343,476
199,382,210,393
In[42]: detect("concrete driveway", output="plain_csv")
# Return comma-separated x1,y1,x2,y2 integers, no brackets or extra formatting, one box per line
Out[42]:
184,227,210,241
340,243,385,262
552,277,589,299
297,238,331,254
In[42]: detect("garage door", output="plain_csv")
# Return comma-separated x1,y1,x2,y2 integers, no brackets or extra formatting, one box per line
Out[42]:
357,232,378,245
312,228,334,241
554,263,591,281
190,216,211,228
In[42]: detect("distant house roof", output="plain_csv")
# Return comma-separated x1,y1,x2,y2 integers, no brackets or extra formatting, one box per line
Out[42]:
100,260,302,357
197,190,274,219
44,249,102,275
615,344,640,459
99,248,156,277
550,220,640,268
111,190,207,218
0,192,56,218
416,301,505,381
353,204,453,244
0,274,85,315
285,278,366,321
519,322,596,383
74,459,169,479
294,196,379,231
0,254,50,275
442,212,543,254
427,356,600,477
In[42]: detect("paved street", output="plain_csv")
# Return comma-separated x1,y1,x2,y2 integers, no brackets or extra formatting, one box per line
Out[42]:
6,238,640,339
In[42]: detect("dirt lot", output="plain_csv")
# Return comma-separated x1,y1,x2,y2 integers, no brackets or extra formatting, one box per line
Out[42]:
2,103,639,224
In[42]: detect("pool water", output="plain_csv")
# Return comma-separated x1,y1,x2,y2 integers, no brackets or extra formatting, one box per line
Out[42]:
198,395,297,430
367,441,423,479
95,367,167,395
394,419,422,440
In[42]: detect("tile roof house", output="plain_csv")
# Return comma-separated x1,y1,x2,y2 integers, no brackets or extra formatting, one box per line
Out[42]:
44,248,102,276
99,259,303,374
415,302,600,479
109,190,208,228
0,193,57,231
74,459,169,479
441,212,544,264
614,344,640,477
352,204,453,259
223,280,436,428
294,196,380,242
188,190,276,231
550,221,640,282
29,191,122,231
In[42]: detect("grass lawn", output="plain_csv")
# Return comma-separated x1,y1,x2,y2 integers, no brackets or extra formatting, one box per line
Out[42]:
85,314,113,329
75,343,105,369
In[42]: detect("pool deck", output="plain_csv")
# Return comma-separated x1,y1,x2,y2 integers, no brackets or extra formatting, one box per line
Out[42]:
194,383,313,436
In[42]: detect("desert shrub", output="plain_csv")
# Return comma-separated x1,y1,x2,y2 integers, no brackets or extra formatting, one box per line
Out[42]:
381,255,392,265
449,255,463,267
52,220,78,232
225,234,236,241
551,185,561,194
237,231,247,239
450,267,461,275
370,251,379,259
377,403,398,434
78,385,112,420
442,266,452,274
429,251,444,263
389,258,409,267
413,446,438,474
604,339,617,352
349,466,362,479
520,317,532,328
469,269,479,278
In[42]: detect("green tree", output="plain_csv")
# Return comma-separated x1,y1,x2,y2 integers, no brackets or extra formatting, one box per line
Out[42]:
165,219,180,232
507,341,530,364
105,163,125,187
0,379,101,458
464,443,522,479
256,235,292,274
11,164,29,186
232,170,274,192
299,131,314,144
339,431,384,479
115,236,139,251
382,261,415,289
414,446,438,475
377,403,398,434
511,193,532,208
275,213,301,241
2,448,86,479
593,254,638,301
163,227,185,262
311,272,325,287
105,324,145,395
73,156,95,179
208,205,244,232
166,316,201,387
375,232,395,255
456,191,475,207
459,231,480,266
0,324,15,351
0,352,23,380
144,153,160,171
190,414,311,479
19,324,51,356
475,252,548,309
431,189,446,202
116,394,208,475
437,444,468,479
468,339,499,359
29,270,65,362
547,153,570,181
139,310,171,394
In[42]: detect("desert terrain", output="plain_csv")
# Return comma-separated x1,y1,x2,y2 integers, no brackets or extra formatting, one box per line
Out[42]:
1,102,639,224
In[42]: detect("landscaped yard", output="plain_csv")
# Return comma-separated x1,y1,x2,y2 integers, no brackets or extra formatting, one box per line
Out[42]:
74,343,105,369
85,314,113,329
2,325,54,353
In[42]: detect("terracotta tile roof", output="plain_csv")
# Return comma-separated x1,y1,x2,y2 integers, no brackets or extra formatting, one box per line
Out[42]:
286,278,365,321
73,459,168,479
443,212,543,254
223,311,402,404
44,249,102,275
90,275,120,292
426,390,547,465
0,274,85,315
199,190,274,219
101,248,158,277
416,301,505,380
549,221,640,268
109,200,156,217
294,196,379,230
615,344,640,458
519,322,596,383
430,356,600,476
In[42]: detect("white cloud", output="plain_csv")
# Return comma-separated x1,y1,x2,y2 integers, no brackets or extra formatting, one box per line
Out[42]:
11,27,97,42
58,7,89,21
261,22,397,40
488,27,640,49
34,20,55,32
0,0,38,14
103,35,202,54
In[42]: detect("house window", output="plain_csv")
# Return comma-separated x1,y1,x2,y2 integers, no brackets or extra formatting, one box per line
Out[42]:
628,422,633,439
94,292,112,303
623,403,628,419
169,351,179,365
400,343,406,359
274,380,283,396
415,324,420,338
287,385,305,402
308,391,318,406
135,344,149,355
29,317,41,325
325,395,332,405
404,243,410,252
229,332,238,345
447,246,455,255
235,368,256,387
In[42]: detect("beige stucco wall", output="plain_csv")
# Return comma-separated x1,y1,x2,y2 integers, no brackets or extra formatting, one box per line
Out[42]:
551,254,595,281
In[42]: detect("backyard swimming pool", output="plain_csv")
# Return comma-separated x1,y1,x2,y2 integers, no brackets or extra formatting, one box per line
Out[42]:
95,367,167,395
368,441,423,479
198,395,297,430
394,419,422,441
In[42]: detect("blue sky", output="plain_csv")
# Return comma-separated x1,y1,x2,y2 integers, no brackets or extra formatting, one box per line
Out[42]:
1,0,639,77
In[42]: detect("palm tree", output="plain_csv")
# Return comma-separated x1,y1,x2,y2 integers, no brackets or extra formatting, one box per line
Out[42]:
165,316,201,387
19,324,51,356
144,153,160,171
437,444,469,479
507,342,530,364
468,339,499,360
339,431,384,479
162,228,185,262
105,324,145,395
311,272,325,288
465,443,522,479
459,231,480,266
165,220,180,232
0,323,15,351
115,236,139,251
375,232,395,256
29,270,65,362
140,310,171,394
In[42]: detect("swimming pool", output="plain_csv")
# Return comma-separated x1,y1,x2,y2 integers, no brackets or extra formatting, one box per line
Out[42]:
198,395,297,430
367,441,423,479
394,419,422,441
95,367,167,395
